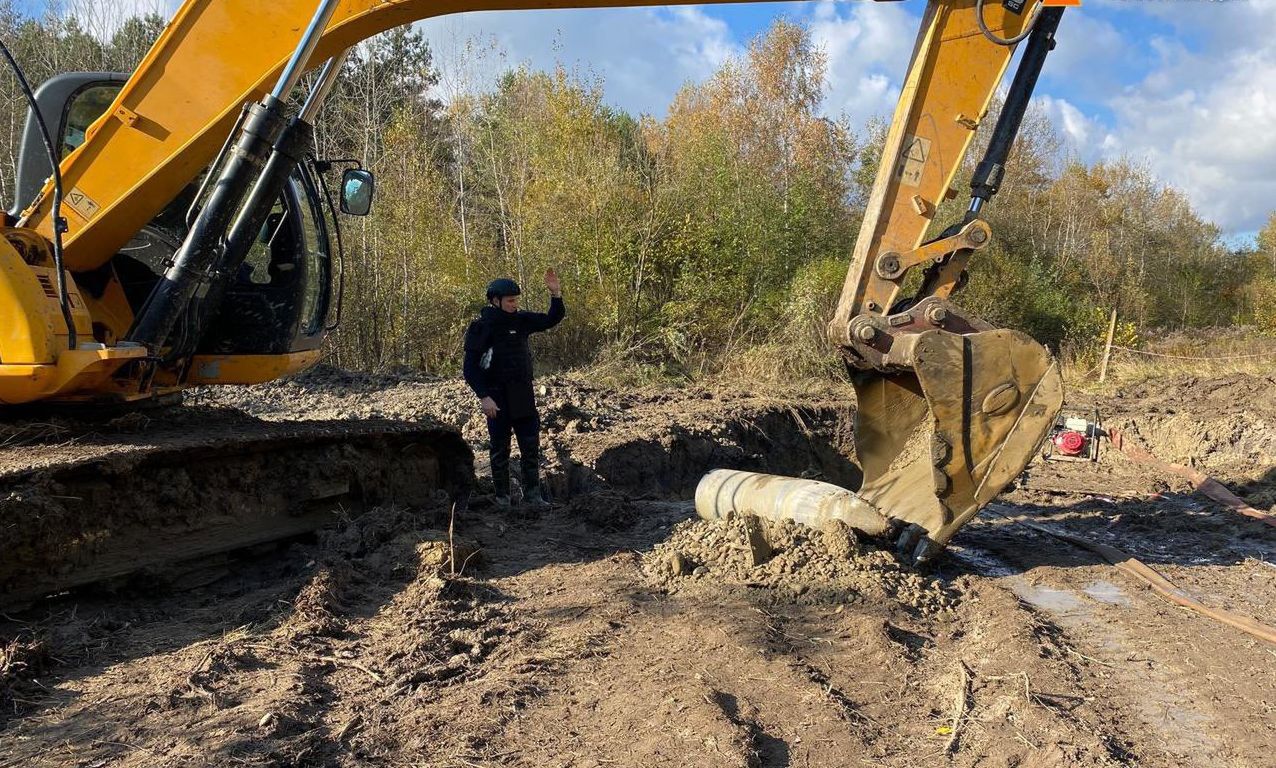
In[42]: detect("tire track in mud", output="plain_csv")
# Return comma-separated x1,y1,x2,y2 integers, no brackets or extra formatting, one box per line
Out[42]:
954,518,1276,768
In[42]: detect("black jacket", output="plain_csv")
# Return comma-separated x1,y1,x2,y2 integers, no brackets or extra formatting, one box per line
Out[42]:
463,296,565,419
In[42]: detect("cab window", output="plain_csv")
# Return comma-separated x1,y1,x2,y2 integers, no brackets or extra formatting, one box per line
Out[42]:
294,175,330,334
61,84,120,158
239,199,290,286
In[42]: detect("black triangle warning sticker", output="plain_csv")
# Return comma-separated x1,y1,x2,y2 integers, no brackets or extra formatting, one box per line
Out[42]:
65,187,100,220
894,134,931,188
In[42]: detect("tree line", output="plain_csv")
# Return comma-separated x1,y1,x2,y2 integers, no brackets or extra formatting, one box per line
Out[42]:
0,5,1268,379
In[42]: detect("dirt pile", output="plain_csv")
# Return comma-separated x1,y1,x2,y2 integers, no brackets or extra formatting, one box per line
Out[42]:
561,489,641,530
646,515,958,615
1097,374,1276,477
255,520,531,764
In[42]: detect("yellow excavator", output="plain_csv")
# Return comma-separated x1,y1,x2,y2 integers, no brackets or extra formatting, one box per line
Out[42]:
0,0,1063,602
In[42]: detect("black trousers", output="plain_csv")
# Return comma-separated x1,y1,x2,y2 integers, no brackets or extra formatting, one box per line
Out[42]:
487,411,540,497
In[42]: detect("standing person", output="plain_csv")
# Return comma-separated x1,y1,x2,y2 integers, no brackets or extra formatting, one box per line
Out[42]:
462,269,565,508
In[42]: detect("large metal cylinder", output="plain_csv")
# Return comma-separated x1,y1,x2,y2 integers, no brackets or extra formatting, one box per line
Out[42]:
694,469,891,536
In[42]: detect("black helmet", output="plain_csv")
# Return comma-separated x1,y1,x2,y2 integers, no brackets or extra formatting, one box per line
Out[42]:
486,278,521,301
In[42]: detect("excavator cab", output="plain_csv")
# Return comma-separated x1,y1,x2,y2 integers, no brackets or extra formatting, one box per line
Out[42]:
9,72,366,393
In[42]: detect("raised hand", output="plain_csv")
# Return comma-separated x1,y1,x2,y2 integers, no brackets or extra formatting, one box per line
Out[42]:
545,267,561,297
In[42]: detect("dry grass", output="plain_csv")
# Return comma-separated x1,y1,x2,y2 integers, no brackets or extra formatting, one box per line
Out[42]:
567,342,849,396
1064,328,1276,392
716,340,846,385
0,632,47,715
572,327,1274,396
0,422,72,449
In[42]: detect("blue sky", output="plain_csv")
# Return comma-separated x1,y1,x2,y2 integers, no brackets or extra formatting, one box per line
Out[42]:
17,0,1274,242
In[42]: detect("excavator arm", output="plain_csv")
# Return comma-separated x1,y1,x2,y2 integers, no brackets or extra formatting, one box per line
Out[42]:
9,0,1065,561
695,0,1066,561
824,1,1067,561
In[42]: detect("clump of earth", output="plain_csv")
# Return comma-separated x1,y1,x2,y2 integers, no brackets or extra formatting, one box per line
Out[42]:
647,514,957,615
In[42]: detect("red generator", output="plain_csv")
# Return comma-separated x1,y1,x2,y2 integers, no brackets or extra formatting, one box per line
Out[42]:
1042,409,1103,462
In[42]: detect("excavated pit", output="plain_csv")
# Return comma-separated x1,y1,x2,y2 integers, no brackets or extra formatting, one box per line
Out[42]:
543,403,862,500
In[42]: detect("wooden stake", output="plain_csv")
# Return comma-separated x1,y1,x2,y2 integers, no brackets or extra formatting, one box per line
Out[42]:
1098,308,1117,383
448,502,457,578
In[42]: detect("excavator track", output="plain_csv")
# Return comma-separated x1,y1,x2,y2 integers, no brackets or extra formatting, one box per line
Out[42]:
0,408,473,609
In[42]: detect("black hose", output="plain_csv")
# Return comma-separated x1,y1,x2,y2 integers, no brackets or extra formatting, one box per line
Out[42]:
0,37,77,350
975,0,1041,47
967,6,1064,209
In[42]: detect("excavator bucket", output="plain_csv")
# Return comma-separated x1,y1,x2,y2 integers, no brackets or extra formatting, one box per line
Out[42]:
696,326,1061,564
852,328,1062,562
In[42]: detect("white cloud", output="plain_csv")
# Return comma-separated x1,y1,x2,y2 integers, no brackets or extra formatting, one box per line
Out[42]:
1084,2,1276,233
419,1,922,123
1036,94,1092,149
1041,8,1139,102
417,7,741,118
809,0,918,122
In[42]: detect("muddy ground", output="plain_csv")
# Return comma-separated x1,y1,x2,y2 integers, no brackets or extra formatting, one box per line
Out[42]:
1,369,1274,767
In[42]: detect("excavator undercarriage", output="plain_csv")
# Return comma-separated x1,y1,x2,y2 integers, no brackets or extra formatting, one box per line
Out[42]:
0,413,472,609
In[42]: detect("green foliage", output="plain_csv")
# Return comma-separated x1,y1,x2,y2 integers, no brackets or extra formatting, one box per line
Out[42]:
0,7,1267,382
961,247,1078,350
766,256,848,379
1062,307,1140,370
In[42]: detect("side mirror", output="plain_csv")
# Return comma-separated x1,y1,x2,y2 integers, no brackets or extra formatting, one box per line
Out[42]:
340,168,375,216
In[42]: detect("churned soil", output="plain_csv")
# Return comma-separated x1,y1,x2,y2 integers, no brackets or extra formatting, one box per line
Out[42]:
1,368,1273,767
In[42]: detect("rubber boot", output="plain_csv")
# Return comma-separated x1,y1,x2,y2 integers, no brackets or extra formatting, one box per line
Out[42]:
490,450,511,508
523,485,549,508
521,455,549,508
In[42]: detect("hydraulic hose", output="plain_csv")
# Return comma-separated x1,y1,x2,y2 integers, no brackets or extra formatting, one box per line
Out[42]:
968,5,1065,214
975,0,1042,47
0,37,76,350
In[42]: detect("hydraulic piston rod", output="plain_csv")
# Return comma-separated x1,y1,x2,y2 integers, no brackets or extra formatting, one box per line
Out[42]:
126,0,344,355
